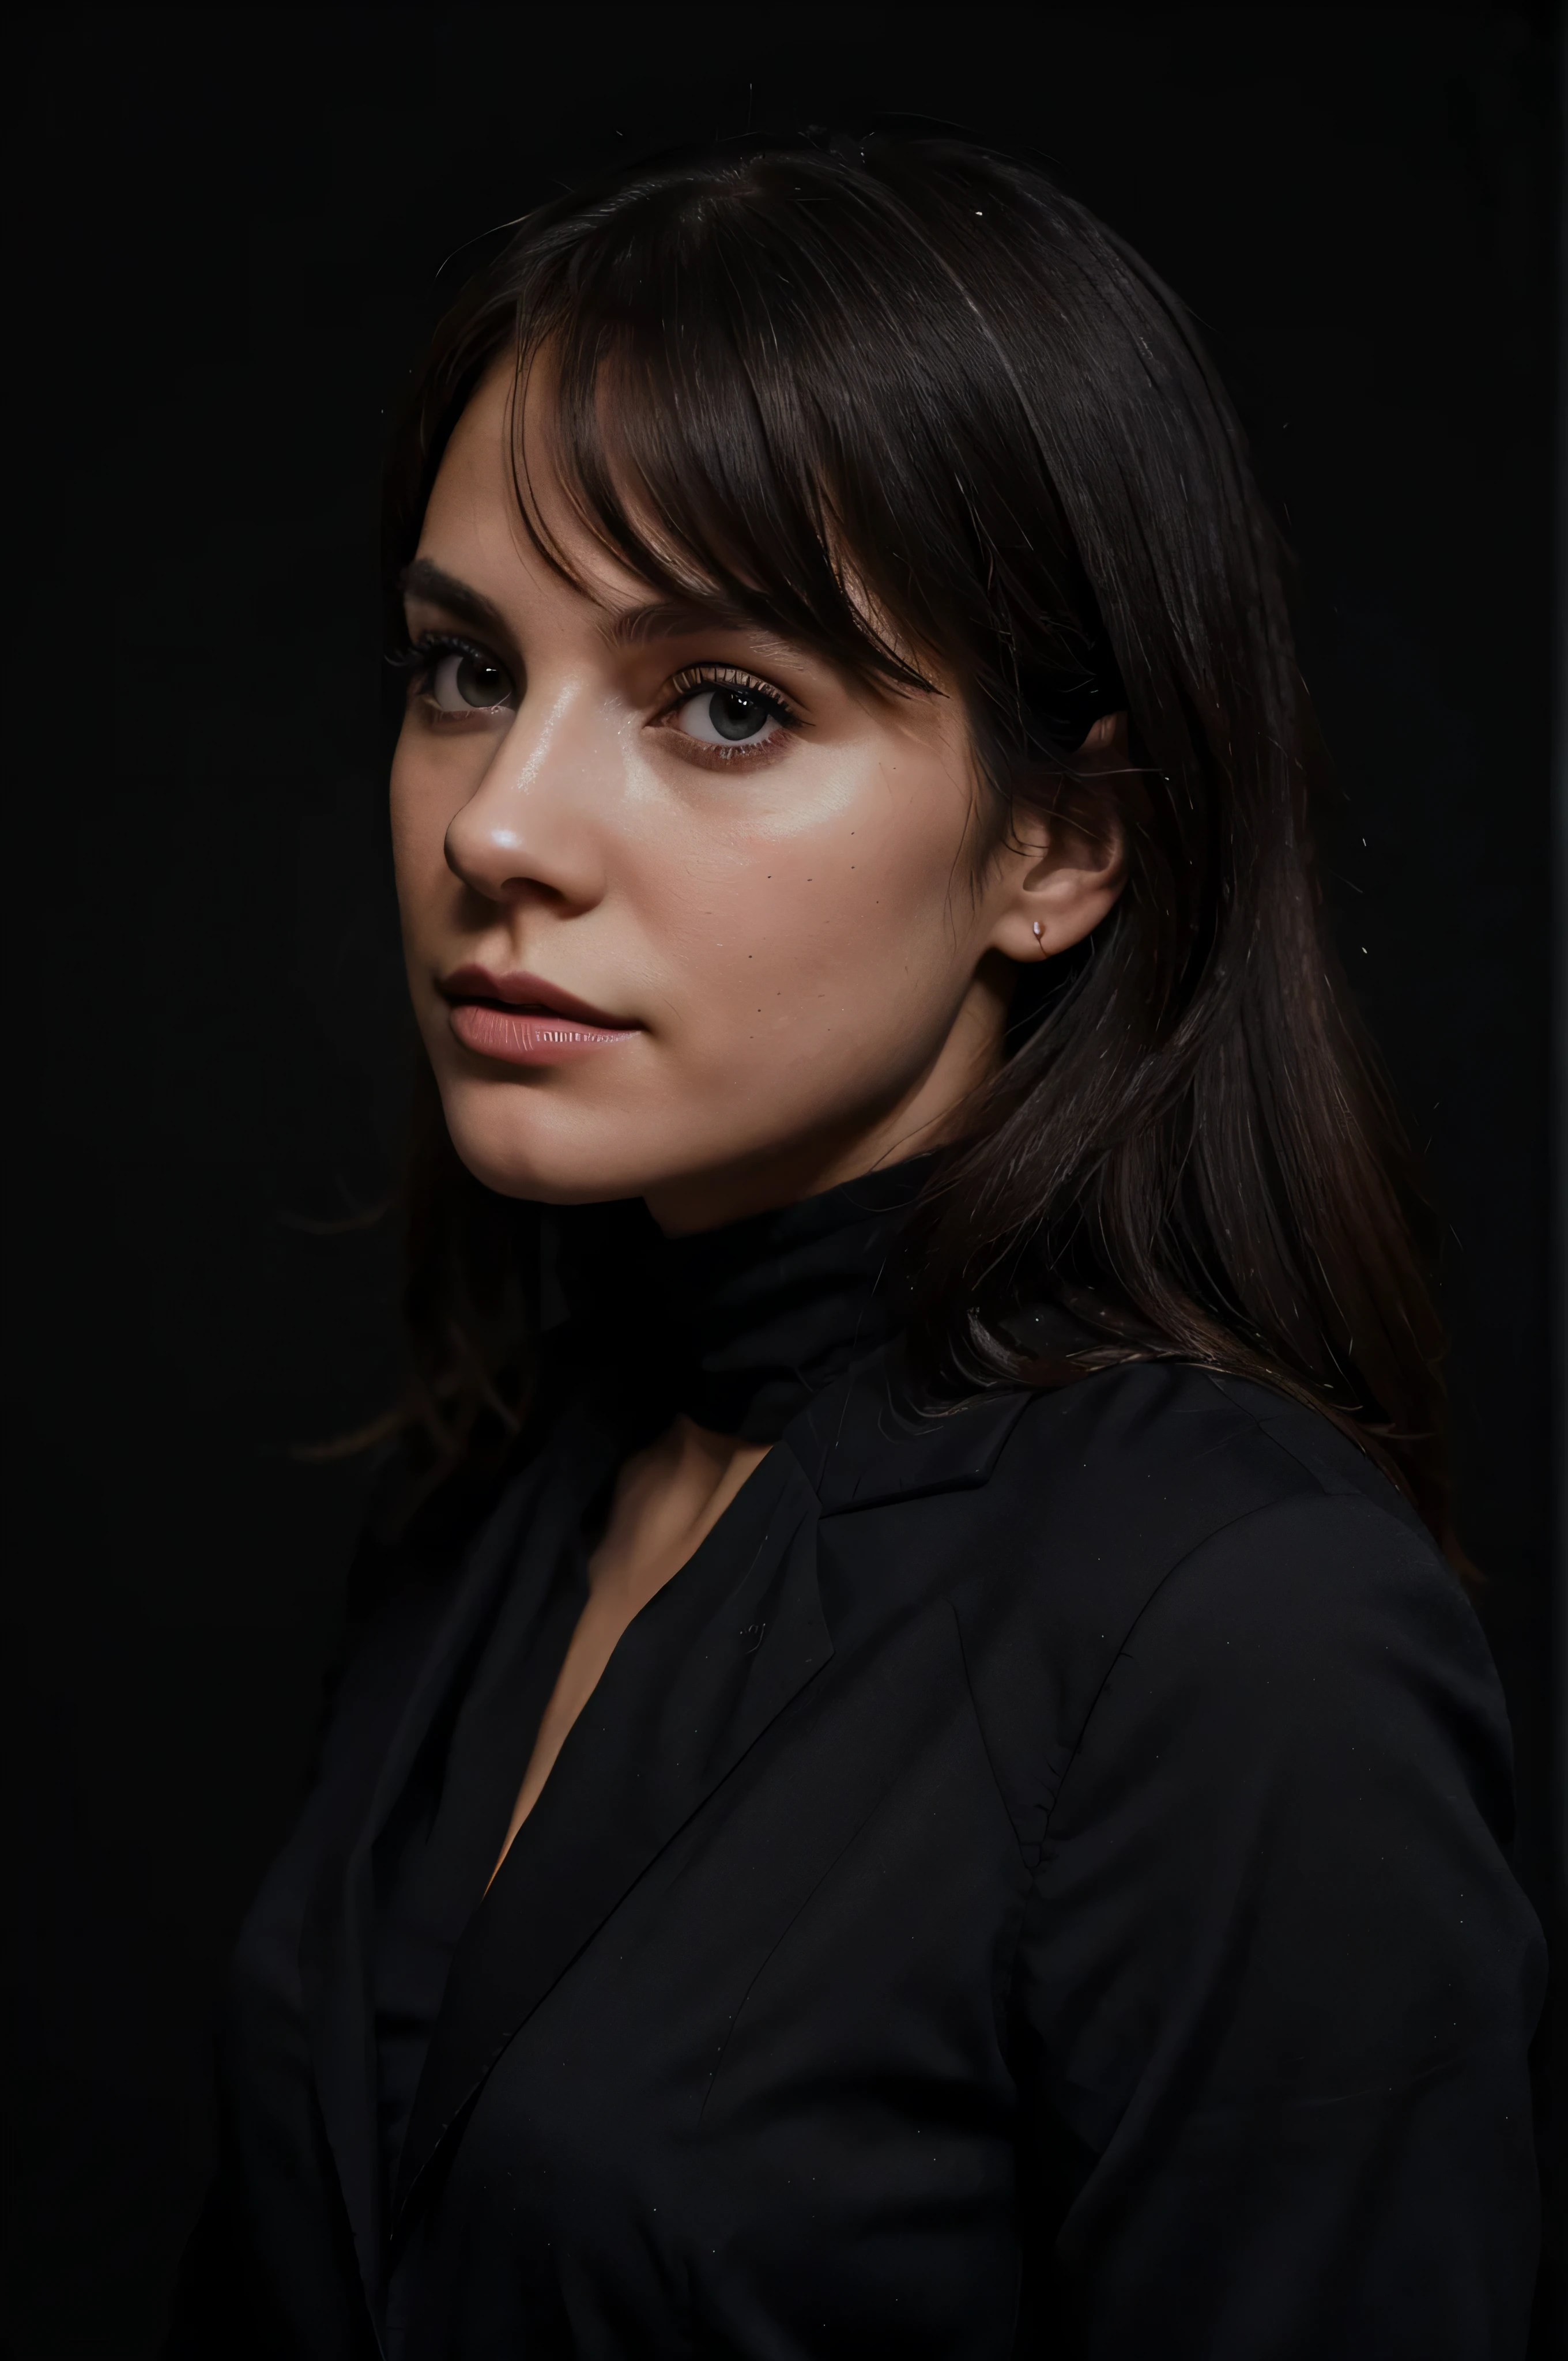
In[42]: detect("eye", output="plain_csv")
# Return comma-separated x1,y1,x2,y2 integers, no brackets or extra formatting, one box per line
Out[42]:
416,638,515,714
430,647,513,711
667,670,796,751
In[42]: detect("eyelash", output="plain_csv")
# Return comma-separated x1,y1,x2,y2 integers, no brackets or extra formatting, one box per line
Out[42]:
664,663,800,721
392,631,507,698
392,636,804,748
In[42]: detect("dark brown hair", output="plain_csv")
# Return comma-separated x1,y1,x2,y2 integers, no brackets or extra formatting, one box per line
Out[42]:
380,129,1455,1554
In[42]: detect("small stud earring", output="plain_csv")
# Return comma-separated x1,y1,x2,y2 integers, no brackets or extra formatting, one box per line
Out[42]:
1032,921,1047,956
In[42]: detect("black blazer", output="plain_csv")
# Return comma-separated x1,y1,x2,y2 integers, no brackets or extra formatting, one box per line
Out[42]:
171,1356,1543,2359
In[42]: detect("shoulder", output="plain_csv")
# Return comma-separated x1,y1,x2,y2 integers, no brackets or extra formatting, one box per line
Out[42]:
990,1355,1435,1566
955,1363,1509,1853
982,1358,1473,1676
796,1356,1502,1836
801,1348,1448,1631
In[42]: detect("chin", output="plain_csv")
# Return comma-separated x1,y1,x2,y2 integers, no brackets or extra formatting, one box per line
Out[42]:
436,1080,656,1206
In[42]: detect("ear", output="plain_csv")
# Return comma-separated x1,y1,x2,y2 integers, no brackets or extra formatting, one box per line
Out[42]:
984,712,1130,965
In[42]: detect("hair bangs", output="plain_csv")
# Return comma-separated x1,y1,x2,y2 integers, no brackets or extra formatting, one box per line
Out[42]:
504,218,934,699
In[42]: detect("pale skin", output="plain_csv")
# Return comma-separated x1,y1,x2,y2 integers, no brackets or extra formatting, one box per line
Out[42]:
389,363,1128,1877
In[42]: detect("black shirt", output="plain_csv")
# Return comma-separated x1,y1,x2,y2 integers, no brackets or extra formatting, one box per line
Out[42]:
372,1161,933,2216
169,1167,1546,2359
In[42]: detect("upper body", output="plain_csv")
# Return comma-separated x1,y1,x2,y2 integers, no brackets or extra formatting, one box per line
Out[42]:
172,1206,1542,2357
170,129,1544,2357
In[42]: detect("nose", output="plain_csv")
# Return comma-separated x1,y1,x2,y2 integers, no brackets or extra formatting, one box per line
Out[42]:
443,678,610,912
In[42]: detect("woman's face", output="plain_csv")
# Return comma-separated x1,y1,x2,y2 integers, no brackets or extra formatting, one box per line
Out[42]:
391,365,1123,1232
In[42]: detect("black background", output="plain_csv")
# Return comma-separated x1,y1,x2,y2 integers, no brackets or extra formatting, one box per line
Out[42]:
4,6,1561,2354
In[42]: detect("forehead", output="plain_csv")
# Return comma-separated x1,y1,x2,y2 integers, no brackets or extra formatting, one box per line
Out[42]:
420,359,654,617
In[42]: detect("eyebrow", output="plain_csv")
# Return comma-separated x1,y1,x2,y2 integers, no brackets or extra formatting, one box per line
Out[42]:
399,559,786,658
397,558,508,635
601,595,772,648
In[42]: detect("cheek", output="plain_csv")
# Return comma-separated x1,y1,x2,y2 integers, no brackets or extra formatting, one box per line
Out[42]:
647,763,976,1061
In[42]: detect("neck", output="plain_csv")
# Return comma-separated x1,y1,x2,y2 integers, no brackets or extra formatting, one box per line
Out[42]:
587,1415,771,1612
555,1144,935,1445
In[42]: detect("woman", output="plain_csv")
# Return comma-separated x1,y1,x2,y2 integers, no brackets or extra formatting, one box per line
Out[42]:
171,131,1544,2358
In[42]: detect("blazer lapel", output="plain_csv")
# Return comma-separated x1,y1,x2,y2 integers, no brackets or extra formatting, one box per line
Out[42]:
298,1408,615,2311
393,1443,829,2231
789,1345,1034,1513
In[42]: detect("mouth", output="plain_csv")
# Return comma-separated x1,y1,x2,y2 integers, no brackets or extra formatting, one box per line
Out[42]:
439,965,641,1069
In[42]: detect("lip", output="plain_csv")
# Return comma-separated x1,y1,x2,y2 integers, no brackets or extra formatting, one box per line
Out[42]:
439,965,640,1069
